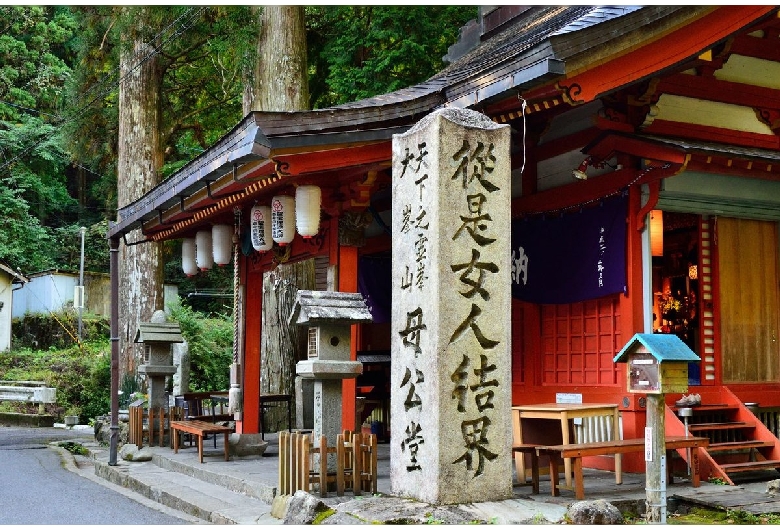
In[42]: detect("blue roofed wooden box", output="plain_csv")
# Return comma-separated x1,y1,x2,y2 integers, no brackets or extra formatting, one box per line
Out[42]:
614,333,701,394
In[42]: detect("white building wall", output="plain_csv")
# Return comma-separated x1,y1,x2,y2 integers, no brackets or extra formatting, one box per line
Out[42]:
12,272,78,318
0,273,13,351
13,271,179,319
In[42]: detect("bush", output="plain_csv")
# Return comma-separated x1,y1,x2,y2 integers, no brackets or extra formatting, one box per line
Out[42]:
168,302,232,392
0,340,111,422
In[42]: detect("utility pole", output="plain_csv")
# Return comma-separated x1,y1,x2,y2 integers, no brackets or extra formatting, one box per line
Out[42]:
78,226,86,341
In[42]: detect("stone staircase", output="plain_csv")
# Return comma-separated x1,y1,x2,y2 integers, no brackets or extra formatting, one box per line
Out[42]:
665,387,780,486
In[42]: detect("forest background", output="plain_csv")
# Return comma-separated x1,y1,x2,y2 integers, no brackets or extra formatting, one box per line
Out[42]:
1,5,475,295
0,5,476,421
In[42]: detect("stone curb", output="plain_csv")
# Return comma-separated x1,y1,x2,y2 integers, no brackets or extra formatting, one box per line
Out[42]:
48,440,206,524
92,459,219,522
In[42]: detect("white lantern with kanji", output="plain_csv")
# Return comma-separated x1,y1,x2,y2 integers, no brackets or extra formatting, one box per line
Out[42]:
271,195,296,246
295,185,321,238
195,229,213,271
250,205,273,252
181,238,197,277
212,224,233,266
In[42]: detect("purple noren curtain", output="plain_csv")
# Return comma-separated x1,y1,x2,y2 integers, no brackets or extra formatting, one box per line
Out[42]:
358,255,391,323
511,194,627,304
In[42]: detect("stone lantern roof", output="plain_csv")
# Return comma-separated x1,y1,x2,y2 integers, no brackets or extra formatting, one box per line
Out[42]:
134,310,184,344
288,290,373,327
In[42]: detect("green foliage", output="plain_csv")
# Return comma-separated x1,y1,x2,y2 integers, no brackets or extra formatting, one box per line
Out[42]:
58,441,89,456
0,339,111,422
13,311,109,350
0,6,76,121
0,185,54,272
49,221,111,275
168,301,232,392
2,5,477,278
667,506,780,525
307,6,477,108
63,6,253,191
118,372,141,409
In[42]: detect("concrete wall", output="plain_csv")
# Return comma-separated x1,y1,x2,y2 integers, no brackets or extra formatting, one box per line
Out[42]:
13,271,179,318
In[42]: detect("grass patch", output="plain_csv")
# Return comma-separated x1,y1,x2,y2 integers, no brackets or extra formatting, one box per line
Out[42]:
58,441,89,456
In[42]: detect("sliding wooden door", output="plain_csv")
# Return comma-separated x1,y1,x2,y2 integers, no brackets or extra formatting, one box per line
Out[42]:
717,218,780,383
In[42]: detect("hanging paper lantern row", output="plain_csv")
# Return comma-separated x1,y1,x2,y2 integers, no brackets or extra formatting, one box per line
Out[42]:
295,185,321,239
250,205,273,252
181,238,197,277
271,195,296,246
212,224,233,266
195,230,213,271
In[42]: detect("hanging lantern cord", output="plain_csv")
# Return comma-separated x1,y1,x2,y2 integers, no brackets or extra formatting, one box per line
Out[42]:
232,207,241,365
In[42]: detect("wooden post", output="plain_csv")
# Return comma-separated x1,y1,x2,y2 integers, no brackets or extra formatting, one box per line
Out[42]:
645,394,666,524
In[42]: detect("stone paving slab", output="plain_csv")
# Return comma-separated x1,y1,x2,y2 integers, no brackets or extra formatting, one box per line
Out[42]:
57,430,780,524
91,445,280,525
675,489,780,515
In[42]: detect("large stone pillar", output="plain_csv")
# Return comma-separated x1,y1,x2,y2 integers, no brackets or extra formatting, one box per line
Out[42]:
390,108,513,504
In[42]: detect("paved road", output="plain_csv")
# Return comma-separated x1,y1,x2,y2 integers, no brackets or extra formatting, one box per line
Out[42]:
0,425,192,525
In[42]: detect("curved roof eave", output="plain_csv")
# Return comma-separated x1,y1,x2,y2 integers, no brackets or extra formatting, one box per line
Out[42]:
109,5,726,240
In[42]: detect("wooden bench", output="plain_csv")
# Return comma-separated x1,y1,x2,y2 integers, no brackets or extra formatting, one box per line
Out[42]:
170,420,233,463
536,436,709,499
512,444,540,493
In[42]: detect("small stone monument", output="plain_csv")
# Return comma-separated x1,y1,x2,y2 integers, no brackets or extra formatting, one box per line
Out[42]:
135,310,182,410
289,290,373,464
391,108,513,504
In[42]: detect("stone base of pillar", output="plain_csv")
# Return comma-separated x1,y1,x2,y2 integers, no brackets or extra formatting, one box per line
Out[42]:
229,433,269,457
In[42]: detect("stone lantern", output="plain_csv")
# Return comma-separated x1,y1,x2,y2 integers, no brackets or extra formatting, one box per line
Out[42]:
135,310,183,410
289,290,373,449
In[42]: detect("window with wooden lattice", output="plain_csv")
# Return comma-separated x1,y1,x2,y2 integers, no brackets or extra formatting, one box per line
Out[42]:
541,295,622,386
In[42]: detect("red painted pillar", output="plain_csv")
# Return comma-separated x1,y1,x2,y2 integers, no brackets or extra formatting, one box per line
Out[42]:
338,244,359,432
239,269,262,434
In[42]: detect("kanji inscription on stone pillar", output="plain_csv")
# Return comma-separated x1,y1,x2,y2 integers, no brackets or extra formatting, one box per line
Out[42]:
390,108,513,504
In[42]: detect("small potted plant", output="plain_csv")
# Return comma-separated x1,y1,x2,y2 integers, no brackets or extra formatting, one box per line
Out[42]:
64,409,79,429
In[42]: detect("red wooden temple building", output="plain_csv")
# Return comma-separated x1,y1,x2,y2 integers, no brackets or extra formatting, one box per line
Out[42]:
109,6,780,482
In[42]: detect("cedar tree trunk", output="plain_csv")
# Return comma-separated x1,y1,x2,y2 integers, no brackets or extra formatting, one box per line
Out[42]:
117,8,164,383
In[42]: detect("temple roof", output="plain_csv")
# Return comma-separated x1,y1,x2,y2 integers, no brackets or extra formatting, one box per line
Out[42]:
109,6,777,241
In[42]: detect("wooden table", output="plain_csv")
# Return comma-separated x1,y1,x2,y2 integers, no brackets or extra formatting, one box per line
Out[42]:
171,420,233,463
258,393,292,440
512,403,621,489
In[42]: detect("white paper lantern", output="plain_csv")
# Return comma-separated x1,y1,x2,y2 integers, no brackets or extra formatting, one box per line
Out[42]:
195,230,213,271
250,205,273,252
212,224,233,266
295,185,321,238
181,238,197,277
271,195,296,246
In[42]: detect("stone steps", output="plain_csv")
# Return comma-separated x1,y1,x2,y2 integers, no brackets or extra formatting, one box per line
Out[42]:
93,452,281,525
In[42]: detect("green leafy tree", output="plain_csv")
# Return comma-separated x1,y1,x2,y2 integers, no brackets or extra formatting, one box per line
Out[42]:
307,6,476,108
63,7,255,189
0,6,79,272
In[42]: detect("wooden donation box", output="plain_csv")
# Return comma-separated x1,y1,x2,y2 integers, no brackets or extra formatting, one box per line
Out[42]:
614,333,700,394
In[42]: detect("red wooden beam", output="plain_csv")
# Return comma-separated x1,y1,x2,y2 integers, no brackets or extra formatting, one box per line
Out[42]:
272,143,391,177
643,120,780,150
658,72,780,110
512,164,681,217
559,6,776,104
